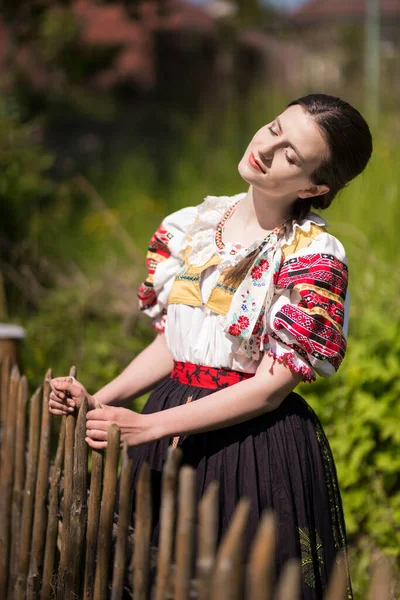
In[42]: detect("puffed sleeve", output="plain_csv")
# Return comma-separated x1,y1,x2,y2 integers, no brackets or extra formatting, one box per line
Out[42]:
137,205,198,332
263,232,349,382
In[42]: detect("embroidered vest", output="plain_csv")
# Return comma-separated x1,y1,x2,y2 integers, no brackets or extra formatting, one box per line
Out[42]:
168,247,240,316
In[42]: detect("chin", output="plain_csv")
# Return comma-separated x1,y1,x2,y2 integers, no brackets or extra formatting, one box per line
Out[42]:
238,159,256,185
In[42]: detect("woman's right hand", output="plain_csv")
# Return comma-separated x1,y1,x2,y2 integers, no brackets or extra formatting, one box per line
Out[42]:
49,376,95,415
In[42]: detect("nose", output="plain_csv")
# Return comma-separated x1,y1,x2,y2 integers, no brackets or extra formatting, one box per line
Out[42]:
259,143,274,168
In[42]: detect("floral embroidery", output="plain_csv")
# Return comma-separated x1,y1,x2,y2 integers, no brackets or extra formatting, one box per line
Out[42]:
228,323,242,336
237,315,250,328
297,527,324,588
250,257,271,286
313,420,353,599
225,232,280,358
250,258,270,281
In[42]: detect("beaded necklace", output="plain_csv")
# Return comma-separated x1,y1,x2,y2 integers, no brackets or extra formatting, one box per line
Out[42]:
215,201,241,255
215,200,280,255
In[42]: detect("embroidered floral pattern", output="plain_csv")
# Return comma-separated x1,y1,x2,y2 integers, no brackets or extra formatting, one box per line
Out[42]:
298,527,324,588
250,258,270,282
225,233,281,358
171,361,254,389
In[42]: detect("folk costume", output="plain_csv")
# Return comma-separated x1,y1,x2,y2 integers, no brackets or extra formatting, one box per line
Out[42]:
132,193,352,599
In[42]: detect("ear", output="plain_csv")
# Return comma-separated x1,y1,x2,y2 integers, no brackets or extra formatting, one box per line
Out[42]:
298,184,330,199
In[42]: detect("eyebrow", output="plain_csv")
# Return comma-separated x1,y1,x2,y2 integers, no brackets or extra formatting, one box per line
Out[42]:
276,116,305,163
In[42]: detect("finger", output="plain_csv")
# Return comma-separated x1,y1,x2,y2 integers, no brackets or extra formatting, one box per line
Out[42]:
85,429,107,441
49,391,71,405
49,399,74,413
50,377,75,390
86,407,111,421
49,407,67,416
86,420,109,431
50,389,66,402
85,437,107,450
51,381,81,397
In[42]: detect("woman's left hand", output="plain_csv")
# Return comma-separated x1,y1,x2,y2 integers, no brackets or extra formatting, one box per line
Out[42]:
85,405,156,449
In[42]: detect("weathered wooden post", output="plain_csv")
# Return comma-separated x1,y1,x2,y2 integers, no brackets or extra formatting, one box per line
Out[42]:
94,423,121,600
132,461,152,600
0,365,20,595
0,356,11,450
174,466,196,600
196,482,219,600
246,511,275,600
210,500,250,600
27,369,53,599
83,448,104,600
111,442,133,600
65,397,89,599
56,366,77,598
8,376,29,598
275,559,301,600
41,418,66,600
0,324,25,365
14,386,42,600
323,552,348,600
155,447,182,600
367,557,392,600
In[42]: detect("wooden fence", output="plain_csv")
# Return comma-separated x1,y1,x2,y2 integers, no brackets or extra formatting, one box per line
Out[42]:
0,362,394,599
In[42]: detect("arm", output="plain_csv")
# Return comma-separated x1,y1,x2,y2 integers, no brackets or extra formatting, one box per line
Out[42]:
49,333,173,414
85,354,302,448
146,353,301,439
93,333,173,406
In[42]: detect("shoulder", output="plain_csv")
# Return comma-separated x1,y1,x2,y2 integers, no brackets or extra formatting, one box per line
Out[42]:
280,212,347,265
162,192,245,233
190,192,246,232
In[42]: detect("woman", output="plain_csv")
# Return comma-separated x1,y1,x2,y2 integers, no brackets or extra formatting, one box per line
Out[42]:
49,94,372,599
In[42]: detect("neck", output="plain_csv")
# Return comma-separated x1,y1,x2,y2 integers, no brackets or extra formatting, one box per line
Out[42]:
240,186,295,231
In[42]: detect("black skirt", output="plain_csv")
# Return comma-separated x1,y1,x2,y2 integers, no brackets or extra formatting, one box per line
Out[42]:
128,374,352,600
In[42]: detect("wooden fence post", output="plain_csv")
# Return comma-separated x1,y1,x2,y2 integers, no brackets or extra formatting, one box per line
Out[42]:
111,441,133,600
323,552,348,600
0,356,11,450
56,366,77,598
40,418,66,600
210,500,250,600
196,481,219,600
246,511,275,600
83,448,104,600
367,556,392,600
132,461,152,600
94,423,121,600
275,559,301,600
155,447,182,600
65,397,88,599
27,369,53,599
8,375,28,599
0,365,20,594
174,466,196,600
14,386,42,600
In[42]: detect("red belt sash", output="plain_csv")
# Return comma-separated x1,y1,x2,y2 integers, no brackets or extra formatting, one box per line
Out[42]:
171,361,255,390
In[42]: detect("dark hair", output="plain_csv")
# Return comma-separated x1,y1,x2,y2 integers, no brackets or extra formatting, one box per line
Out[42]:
280,93,373,238
225,93,373,287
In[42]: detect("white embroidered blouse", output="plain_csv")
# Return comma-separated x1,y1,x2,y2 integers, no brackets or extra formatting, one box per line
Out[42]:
138,193,349,382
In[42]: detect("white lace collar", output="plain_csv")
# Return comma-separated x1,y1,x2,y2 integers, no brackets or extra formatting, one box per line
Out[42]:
186,193,327,268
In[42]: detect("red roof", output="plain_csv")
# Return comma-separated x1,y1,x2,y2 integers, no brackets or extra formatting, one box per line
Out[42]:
292,0,400,21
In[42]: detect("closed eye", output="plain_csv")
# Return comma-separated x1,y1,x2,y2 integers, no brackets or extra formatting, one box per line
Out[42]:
268,124,298,166
285,152,296,165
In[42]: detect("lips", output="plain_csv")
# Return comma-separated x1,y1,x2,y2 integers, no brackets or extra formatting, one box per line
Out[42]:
249,151,265,173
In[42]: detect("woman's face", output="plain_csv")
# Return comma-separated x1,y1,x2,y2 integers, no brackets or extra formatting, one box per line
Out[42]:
238,104,330,201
